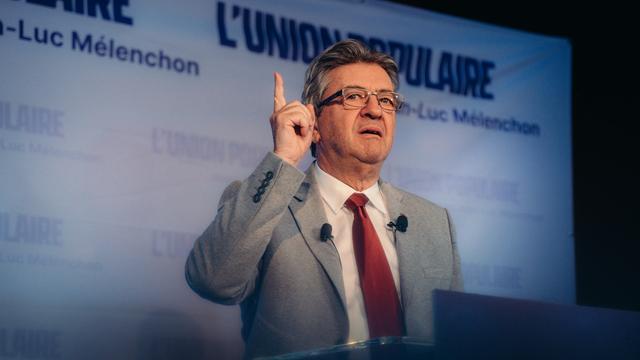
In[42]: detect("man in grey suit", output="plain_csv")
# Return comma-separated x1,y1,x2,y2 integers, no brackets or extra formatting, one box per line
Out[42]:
185,40,463,358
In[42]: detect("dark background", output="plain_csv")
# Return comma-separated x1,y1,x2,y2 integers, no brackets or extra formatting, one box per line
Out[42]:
390,1,639,312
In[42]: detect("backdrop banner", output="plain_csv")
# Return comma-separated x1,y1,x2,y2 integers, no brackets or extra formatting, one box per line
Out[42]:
0,0,572,358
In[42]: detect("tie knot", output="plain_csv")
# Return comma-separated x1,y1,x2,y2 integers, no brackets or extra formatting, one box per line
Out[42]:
345,193,369,211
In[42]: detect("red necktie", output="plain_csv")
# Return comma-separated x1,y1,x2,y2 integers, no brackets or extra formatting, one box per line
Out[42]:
345,193,404,338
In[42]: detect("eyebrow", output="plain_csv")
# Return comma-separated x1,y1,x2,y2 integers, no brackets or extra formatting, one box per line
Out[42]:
344,85,395,92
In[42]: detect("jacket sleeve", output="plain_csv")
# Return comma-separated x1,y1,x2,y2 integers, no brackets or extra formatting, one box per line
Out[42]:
445,208,464,292
185,152,306,304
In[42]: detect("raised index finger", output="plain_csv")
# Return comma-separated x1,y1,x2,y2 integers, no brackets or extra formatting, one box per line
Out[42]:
273,72,286,112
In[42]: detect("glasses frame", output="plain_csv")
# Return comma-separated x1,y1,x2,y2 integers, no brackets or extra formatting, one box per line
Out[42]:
316,86,404,113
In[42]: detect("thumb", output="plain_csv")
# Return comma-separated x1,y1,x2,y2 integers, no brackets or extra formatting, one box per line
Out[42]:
304,103,316,138
305,103,316,125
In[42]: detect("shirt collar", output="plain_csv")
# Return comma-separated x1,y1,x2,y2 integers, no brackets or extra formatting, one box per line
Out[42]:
314,162,387,216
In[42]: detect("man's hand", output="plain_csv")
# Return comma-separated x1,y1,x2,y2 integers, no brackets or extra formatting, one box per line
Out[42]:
270,72,316,167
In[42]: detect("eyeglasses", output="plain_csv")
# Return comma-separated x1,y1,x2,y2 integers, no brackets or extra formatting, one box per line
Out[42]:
316,86,404,113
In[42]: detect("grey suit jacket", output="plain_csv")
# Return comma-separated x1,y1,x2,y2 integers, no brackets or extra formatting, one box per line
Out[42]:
185,152,463,358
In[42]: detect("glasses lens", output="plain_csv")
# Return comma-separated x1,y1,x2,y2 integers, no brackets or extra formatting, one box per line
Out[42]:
342,88,368,108
377,92,398,111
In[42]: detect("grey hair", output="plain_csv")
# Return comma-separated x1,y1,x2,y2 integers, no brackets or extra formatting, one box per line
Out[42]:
301,39,399,157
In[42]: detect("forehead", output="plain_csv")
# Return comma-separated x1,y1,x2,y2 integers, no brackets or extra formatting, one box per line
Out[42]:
325,63,393,92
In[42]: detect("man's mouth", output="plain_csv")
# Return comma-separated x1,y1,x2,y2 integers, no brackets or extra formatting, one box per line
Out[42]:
359,127,383,137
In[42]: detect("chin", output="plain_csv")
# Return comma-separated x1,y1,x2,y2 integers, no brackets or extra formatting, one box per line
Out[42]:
356,149,389,165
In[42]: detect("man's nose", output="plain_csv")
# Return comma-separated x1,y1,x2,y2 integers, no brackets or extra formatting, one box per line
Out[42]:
360,95,383,119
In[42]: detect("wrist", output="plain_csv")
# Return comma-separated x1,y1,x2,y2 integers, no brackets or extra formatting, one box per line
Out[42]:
273,150,299,167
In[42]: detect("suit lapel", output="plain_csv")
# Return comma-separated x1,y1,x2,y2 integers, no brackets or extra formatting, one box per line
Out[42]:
380,181,420,312
289,167,348,313
289,173,423,322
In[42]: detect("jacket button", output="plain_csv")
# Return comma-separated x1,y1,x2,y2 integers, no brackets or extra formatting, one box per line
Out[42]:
253,194,261,203
265,171,274,180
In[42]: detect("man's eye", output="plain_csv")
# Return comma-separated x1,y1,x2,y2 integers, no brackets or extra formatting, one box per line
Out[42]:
379,96,395,105
345,93,364,100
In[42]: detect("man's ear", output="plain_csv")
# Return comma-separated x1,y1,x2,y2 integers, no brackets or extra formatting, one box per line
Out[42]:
312,119,321,143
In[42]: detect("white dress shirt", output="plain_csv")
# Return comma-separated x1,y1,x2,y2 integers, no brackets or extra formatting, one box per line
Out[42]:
313,162,400,342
